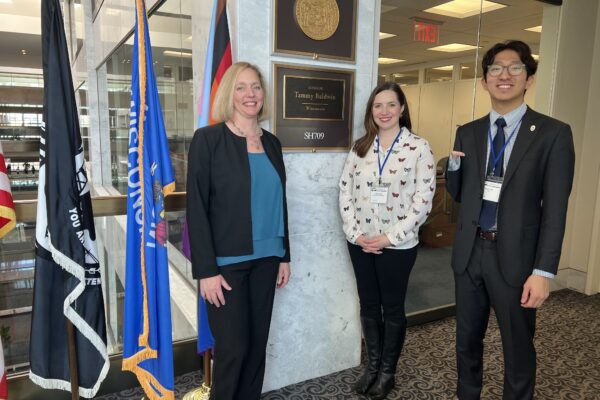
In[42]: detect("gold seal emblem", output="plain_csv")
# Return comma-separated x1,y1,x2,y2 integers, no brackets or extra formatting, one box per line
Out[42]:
294,0,340,41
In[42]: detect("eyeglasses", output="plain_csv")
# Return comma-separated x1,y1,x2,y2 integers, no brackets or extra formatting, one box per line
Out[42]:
487,64,526,77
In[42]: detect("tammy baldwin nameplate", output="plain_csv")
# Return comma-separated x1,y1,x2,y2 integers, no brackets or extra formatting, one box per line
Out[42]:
274,64,354,151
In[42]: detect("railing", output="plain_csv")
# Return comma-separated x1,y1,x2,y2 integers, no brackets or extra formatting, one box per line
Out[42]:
14,192,187,223
0,192,193,376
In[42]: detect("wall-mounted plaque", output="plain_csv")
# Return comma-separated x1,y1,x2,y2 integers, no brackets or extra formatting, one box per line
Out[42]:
274,0,357,61
274,64,354,151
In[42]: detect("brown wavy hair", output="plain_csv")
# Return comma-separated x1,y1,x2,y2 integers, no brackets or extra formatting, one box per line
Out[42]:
353,82,412,158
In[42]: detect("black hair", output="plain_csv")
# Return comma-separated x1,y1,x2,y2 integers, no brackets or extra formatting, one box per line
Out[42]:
482,40,538,80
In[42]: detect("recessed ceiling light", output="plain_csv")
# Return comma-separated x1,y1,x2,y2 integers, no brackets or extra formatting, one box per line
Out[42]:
378,57,406,64
432,65,454,71
525,25,542,33
432,65,470,71
163,50,193,58
428,43,479,52
379,32,396,40
424,0,506,19
21,49,27,55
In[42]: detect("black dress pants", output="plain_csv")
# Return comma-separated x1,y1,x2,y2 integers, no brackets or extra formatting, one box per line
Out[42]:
455,237,537,400
347,242,417,322
206,257,280,400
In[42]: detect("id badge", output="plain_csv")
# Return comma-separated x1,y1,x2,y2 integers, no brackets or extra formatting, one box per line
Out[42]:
483,177,503,203
370,186,389,204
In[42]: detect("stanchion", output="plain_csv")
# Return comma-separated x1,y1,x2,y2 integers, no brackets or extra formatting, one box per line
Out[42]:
182,350,212,400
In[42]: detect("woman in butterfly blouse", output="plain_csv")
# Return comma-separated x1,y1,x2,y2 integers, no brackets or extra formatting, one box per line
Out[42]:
339,82,436,399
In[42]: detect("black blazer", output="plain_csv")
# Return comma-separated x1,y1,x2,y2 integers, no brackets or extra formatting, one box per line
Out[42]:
446,107,575,287
186,122,290,279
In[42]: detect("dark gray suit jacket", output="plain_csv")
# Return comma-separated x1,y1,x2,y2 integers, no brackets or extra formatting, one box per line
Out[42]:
446,107,575,287
186,122,290,280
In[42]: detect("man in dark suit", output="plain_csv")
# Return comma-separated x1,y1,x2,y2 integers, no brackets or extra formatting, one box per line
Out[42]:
446,40,575,400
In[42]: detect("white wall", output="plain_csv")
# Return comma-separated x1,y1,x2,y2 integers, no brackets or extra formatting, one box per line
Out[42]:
551,0,600,294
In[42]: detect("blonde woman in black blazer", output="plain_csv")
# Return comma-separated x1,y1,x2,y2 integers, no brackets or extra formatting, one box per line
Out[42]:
187,62,291,400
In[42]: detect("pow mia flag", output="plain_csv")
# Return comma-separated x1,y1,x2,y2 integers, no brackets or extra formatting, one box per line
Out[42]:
28,0,108,397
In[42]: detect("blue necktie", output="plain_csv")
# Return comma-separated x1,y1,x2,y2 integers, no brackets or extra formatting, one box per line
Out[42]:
479,117,507,231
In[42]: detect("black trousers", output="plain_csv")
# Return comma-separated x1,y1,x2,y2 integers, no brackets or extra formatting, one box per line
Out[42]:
347,242,417,322
455,237,537,400
206,257,280,400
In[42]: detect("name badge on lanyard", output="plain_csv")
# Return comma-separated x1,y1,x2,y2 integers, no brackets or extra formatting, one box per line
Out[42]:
373,129,402,204
370,186,389,204
483,176,502,203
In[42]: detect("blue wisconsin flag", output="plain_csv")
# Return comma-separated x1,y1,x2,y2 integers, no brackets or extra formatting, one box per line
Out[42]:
122,0,175,399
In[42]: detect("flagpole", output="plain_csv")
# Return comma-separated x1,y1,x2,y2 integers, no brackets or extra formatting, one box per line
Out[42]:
66,319,80,400
182,283,212,400
203,349,212,388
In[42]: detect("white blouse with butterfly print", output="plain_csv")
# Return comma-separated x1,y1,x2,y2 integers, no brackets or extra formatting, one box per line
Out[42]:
339,127,437,250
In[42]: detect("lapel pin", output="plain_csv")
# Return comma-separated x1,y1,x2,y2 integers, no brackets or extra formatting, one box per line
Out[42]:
530,125,536,132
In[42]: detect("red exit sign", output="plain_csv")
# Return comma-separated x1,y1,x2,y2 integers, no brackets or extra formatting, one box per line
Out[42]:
413,21,440,44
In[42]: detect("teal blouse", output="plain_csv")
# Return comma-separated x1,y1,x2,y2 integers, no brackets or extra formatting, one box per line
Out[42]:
216,152,285,266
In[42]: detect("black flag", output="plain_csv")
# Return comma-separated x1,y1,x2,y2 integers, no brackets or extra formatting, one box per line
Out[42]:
29,0,109,397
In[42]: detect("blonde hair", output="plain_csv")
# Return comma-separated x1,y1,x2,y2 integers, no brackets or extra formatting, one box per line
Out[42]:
212,62,269,122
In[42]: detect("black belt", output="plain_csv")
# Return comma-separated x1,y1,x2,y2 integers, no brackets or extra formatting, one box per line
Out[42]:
477,229,497,241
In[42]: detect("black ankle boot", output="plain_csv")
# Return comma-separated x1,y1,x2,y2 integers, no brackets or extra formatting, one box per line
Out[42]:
353,317,383,394
368,319,406,400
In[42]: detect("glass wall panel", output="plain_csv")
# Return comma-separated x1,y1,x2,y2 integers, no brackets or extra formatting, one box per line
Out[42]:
103,0,193,195
76,81,90,159
392,70,419,86
378,0,483,314
0,72,43,200
459,61,480,80
73,0,85,58
424,66,454,83
0,223,35,373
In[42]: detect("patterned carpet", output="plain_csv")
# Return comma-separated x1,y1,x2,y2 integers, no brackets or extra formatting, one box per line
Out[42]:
97,289,600,399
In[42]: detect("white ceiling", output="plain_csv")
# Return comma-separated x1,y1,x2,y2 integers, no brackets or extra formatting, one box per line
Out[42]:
0,0,548,73
379,0,545,72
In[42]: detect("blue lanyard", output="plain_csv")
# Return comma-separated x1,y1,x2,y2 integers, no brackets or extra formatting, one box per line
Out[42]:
488,118,522,174
376,129,403,184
